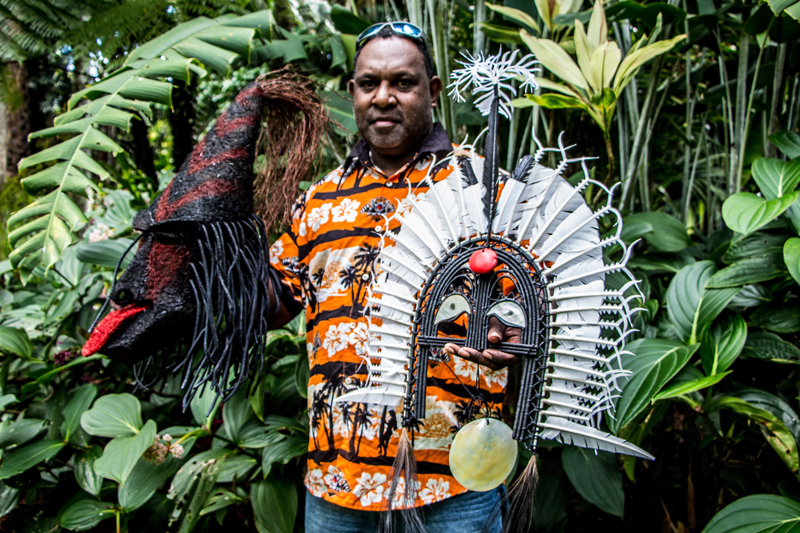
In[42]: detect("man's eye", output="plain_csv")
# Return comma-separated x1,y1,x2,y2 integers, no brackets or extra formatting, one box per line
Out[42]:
361,81,376,89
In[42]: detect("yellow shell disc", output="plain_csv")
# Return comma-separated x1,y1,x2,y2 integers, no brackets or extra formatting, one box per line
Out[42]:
449,418,517,492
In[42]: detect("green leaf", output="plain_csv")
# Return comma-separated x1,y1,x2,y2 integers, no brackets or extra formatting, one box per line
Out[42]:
251,477,297,533
702,494,800,533
200,488,245,516
769,131,800,159
0,327,32,358
785,238,800,285
74,446,103,497
169,449,230,504
216,454,257,483
722,192,798,235
222,390,254,444
752,305,800,334
329,5,370,34
118,436,195,512
742,331,800,364
262,434,308,477
480,22,524,44
611,339,699,433
700,314,747,375
81,393,143,437
613,34,686,92
0,419,47,448
238,420,280,449
652,372,730,402
93,419,157,486
61,384,97,441
75,239,134,269
0,439,66,480
520,31,588,90
752,158,800,198
561,448,623,516
0,482,19,519
486,2,542,34
59,499,116,531
723,232,788,263
295,351,309,399
709,396,799,472
168,449,226,530
621,212,692,252
666,261,741,344
706,254,787,288
190,385,222,428
734,389,800,447
249,377,268,423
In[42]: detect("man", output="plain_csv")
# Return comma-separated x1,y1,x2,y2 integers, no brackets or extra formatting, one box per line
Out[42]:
269,22,519,532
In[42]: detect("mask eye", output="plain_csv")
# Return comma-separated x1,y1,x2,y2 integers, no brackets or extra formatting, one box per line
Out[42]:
434,293,470,325
487,300,526,328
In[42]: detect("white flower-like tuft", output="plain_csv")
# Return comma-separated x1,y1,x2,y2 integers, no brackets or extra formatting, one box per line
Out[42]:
448,49,539,119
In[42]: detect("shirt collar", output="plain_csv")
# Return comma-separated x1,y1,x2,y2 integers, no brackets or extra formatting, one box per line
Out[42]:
344,122,453,175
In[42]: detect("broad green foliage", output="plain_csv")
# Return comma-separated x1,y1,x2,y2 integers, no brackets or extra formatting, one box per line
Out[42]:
3,0,800,530
8,12,271,282
702,495,800,532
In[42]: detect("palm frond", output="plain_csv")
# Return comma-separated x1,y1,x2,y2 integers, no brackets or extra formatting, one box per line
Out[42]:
8,11,272,282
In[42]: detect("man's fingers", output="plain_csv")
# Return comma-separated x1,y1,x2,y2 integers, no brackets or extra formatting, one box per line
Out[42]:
444,343,504,370
483,349,519,368
487,316,504,343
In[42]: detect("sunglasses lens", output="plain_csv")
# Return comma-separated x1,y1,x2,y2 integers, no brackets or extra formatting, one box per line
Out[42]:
356,22,424,48
391,23,422,38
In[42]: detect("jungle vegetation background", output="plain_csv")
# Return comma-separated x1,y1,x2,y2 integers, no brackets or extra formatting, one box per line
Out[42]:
0,0,799,531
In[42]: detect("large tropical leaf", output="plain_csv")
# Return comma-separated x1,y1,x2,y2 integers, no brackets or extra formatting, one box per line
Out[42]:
666,261,740,344
610,339,699,433
702,494,800,533
9,11,272,280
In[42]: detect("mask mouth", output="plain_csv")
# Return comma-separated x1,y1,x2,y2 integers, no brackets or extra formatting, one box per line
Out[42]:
82,303,150,357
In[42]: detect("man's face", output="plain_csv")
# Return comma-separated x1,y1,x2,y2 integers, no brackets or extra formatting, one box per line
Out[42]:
348,37,442,158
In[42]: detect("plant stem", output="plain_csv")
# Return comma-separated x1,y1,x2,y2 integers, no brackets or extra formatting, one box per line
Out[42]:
473,0,486,55
620,55,664,207
604,132,616,185
737,21,772,190
731,30,749,194
766,42,788,157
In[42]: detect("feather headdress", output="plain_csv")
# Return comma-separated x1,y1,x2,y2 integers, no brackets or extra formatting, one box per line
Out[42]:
336,51,652,531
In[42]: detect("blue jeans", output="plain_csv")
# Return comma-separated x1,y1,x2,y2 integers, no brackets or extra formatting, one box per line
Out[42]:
305,485,507,533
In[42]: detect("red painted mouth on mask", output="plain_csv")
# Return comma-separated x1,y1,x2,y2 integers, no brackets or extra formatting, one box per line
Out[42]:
82,304,149,357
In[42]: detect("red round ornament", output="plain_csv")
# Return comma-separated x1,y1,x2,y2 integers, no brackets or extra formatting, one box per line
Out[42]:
468,248,498,274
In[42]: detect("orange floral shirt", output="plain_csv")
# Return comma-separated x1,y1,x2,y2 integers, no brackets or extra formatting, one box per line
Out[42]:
270,124,508,511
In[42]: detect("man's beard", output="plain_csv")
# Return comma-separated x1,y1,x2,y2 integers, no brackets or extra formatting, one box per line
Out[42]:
357,112,433,158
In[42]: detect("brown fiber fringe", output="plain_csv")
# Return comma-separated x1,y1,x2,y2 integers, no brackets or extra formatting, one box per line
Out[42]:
381,427,425,533
254,68,327,232
500,455,539,533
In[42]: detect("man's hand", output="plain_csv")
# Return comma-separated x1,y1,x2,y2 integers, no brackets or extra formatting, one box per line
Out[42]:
442,316,520,371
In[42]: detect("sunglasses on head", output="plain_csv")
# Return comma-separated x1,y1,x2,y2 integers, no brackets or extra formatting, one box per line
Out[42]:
356,22,426,50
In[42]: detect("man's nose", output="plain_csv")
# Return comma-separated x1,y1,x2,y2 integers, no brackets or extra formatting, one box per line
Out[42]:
373,81,396,107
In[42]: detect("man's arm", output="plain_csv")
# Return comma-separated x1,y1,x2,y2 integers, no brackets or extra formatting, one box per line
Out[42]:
267,277,297,329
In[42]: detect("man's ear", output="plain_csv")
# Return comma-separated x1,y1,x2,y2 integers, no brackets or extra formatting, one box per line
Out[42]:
348,78,356,97
429,76,443,109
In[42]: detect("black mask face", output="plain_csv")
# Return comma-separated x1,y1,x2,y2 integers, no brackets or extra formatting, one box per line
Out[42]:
407,236,550,444
82,217,199,367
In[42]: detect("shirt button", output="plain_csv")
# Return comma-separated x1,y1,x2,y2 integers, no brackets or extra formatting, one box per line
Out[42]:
385,181,394,188
361,273,370,281
375,225,382,232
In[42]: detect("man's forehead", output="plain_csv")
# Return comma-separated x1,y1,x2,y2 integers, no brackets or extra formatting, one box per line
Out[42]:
354,37,427,78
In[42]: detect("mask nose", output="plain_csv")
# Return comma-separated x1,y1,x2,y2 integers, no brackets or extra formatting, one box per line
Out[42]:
110,234,152,306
